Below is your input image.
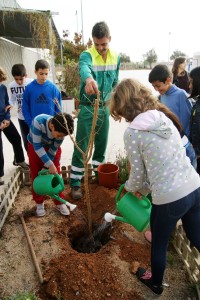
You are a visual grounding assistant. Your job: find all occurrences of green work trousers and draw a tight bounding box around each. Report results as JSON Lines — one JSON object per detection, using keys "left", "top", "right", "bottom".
{"left": 70, "top": 105, "right": 110, "bottom": 187}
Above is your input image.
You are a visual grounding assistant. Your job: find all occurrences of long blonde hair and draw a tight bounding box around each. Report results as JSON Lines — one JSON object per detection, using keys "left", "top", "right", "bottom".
{"left": 110, "top": 78, "right": 158, "bottom": 122}
{"left": 110, "top": 78, "right": 183, "bottom": 133}
{"left": 0, "top": 67, "right": 7, "bottom": 82}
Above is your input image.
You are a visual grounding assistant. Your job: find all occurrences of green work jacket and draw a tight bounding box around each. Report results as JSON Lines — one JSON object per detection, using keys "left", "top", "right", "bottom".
{"left": 79, "top": 46, "right": 120, "bottom": 103}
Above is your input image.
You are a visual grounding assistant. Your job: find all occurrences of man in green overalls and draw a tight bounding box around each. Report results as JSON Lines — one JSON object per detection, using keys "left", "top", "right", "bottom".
{"left": 70, "top": 21, "right": 121, "bottom": 199}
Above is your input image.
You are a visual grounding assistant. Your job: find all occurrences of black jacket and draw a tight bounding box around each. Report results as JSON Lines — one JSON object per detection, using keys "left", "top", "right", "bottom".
{"left": 190, "top": 96, "right": 200, "bottom": 156}
{"left": 173, "top": 72, "right": 190, "bottom": 93}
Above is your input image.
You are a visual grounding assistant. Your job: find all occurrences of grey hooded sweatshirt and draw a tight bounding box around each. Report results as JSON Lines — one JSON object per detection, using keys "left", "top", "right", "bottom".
{"left": 124, "top": 110, "right": 200, "bottom": 205}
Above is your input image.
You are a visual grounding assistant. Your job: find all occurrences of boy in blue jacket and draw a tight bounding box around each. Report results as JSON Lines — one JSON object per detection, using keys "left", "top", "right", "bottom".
{"left": 149, "top": 64, "right": 192, "bottom": 138}
{"left": 22, "top": 59, "right": 62, "bottom": 127}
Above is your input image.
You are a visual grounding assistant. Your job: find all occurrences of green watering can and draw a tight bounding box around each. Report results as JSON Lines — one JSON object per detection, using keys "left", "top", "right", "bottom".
{"left": 33, "top": 169, "right": 77, "bottom": 211}
{"left": 104, "top": 184, "right": 152, "bottom": 232}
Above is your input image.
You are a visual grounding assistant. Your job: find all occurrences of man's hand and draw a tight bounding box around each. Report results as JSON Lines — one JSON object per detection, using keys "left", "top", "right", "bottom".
{"left": 48, "top": 164, "right": 57, "bottom": 175}
{"left": 85, "top": 78, "right": 99, "bottom": 95}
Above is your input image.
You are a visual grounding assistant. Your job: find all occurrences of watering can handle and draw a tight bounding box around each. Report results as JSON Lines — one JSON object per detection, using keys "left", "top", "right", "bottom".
{"left": 116, "top": 184, "right": 151, "bottom": 209}
{"left": 37, "top": 170, "right": 64, "bottom": 190}
{"left": 38, "top": 169, "right": 49, "bottom": 176}
{"left": 55, "top": 173, "right": 64, "bottom": 190}
{"left": 116, "top": 184, "right": 125, "bottom": 203}
{"left": 142, "top": 197, "right": 151, "bottom": 209}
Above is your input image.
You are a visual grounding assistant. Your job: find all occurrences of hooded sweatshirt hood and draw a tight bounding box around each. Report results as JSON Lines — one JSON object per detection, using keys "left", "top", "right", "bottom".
{"left": 129, "top": 110, "right": 172, "bottom": 139}
{"left": 124, "top": 109, "right": 200, "bottom": 205}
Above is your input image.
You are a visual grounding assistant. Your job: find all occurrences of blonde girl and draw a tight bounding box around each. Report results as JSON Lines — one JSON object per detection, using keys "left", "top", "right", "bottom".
{"left": 110, "top": 78, "right": 200, "bottom": 295}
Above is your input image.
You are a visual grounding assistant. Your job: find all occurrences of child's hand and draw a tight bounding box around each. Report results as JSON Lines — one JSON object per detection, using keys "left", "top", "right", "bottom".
{"left": 48, "top": 164, "right": 57, "bottom": 175}
{"left": 0, "top": 120, "right": 10, "bottom": 129}
{"left": 5, "top": 105, "right": 12, "bottom": 112}
{"left": 134, "top": 191, "right": 143, "bottom": 199}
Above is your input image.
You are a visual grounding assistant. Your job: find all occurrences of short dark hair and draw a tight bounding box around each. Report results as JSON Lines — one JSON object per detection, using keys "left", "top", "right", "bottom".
{"left": 189, "top": 67, "right": 200, "bottom": 98}
{"left": 51, "top": 113, "right": 74, "bottom": 135}
{"left": 11, "top": 64, "right": 27, "bottom": 77}
{"left": 35, "top": 59, "right": 50, "bottom": 71}
{"left": 149, "top": 64, "right": 172, "bottom": 83}
{"left": 92, "top": 21, "right": 110, "bottom": 39}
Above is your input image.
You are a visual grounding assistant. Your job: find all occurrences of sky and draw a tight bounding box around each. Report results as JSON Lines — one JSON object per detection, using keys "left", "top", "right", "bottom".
{"left": 17, "top": 0, "right": 199, "bottom": 62}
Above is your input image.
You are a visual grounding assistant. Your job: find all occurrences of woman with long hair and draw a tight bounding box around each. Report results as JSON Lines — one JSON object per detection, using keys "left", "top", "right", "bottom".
{"left": 172, "top": 57, "right": 190, "bottom": 92}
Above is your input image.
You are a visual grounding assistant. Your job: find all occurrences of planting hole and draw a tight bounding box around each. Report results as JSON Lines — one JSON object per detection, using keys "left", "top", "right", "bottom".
{"left": 68, "top": 221, "right": 112, "bottom": 253}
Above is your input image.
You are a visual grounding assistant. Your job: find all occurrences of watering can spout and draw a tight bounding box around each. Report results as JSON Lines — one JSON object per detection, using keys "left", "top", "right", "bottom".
{"left": 114, "top": 215, "right": 128, "bottom": 224}
{"left": 104, "top": 212, "right": 128, "bottom": 224}
{"left": 52, "top": 194, "right": 77, "bottom": 211}
{"left": 65, "top": 201, "right": 77, "bottom": 211}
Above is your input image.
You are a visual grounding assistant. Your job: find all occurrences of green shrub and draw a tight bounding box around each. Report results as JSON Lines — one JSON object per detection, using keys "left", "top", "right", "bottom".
{"left": 4, "top": 291, "right": 39, "bottom": 300}
{"left": 115, "top": 151, "right": 129, "bottom": 184}
{"left": 63, "top": 60, "right": 80, "bottom": 99}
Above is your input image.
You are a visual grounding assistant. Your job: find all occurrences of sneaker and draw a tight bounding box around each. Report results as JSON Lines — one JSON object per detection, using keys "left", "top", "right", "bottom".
{"left": 15, "top": 161, "right": 29, "bottom": 170}
{"left": 36, "top": 203, "right": 46, "bottom": 217}
{"left": 136, "top": 267, "right": 163, "bottom": 295}
{"left": 0, "top": 177, "right": 4, "bottom": 185}
{"left": 56, "top": 204, "right": 70, "bottom": 215}
{"left": 71, "top": 186, "right": 82, "bottom": 200}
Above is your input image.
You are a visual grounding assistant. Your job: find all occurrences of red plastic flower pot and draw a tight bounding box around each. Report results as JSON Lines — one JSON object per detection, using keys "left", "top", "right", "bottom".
{"left": 97, "top": 163, "right": 119, "bottom": 189}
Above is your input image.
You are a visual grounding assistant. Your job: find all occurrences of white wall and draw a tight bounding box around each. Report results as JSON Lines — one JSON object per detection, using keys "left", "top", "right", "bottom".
{"left": 0, "top": 37, "right": 45, "bottom": 86}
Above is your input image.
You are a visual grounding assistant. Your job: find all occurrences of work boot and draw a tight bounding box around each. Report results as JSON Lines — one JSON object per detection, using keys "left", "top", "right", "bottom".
{"left": 71, "top": 186, "right": 82, "bottom": 200}
{"left": 90, "top": 177, "right": 98, "bottom": 184}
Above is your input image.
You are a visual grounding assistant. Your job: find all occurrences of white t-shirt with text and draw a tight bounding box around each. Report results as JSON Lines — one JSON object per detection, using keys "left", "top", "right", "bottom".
{"left": 9, "top": 78, "right": 33, "bottom": 120}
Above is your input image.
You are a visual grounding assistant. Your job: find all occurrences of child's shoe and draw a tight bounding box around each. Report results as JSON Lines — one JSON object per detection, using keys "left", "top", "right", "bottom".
{"left": 0, "top": 177, "right": 4, "bottom": 185}
{"left": 56, "top": 204, "right": 70, "bottom": 215}
{"left": 36, "top": 203, "right": 46, "bottom": 217}
{"left": 136, "top": 267, "right": 163, "bottom": 295}
{"left": 14, "top": 161, "right": 29, "bottom": 170}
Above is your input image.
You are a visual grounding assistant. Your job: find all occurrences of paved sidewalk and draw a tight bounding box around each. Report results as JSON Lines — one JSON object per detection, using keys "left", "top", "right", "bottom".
{"left": 0, "top": 109, "right": 128, "bottom": 194}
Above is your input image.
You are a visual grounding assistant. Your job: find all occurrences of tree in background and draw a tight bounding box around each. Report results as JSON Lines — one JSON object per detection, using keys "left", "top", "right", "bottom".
{"left": 170, "top": 50, "right": 186, "bottom": 60}
{"left": 55, "top": 31, "right": 91, "bottom": 99}
{"left": 120, "top": 53, "right": 131, "bottom": 63}
{"left": 55, "top": 30, "right": 87, "bottom": 64}
{"left": 144, "top": 49, "right": 157, "bottom": 68}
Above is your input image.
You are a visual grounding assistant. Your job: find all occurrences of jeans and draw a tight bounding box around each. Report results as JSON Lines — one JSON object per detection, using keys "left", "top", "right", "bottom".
{"left": 0, "top": 130, "right": 4, "bottom": 176}
{"left": 18, "top": 119, "right": 29, "bottom": 152}
{"left": 3, "top": 120, "right": 25, "bottom": 163}
{"left": 150, "top": 187, "right": 200, "bottom": 286}
{"left": 186, "top": 143, "right": 197, "bottom": 170}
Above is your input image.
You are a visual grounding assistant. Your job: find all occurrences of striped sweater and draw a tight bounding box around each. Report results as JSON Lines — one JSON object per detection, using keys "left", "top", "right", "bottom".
{"left": 27, "top": 114, "right": 64, "bottom": 167}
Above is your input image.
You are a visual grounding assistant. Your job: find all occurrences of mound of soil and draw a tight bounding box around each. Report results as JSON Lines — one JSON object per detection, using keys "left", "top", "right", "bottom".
{"left": 0, "top": 184, "right": 196, "bottom": 300}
